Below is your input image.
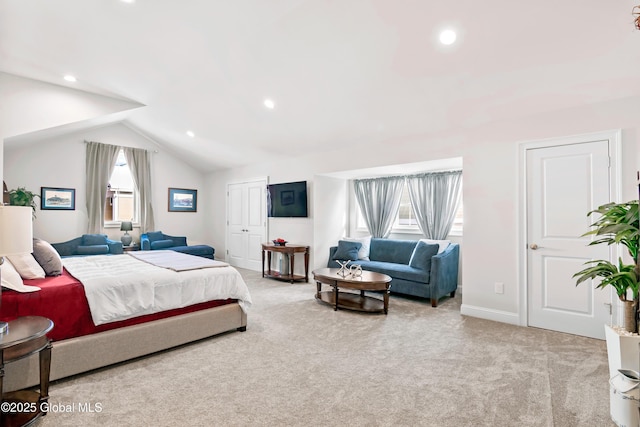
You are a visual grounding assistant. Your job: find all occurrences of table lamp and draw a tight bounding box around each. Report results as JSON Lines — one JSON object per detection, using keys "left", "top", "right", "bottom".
{"left": 0, "top": 206, "right": 34, "bottom": 333}
{"left": 120, "top": 220, "right": 133, "bottom": 246}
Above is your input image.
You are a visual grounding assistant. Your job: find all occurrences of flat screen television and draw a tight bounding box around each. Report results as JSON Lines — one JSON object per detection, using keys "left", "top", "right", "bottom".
{"left": 267, "top": 181, "right": 308, "bottom": 218}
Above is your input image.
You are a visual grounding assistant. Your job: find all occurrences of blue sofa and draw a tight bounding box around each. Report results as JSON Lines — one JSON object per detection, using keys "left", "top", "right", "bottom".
{"left": 328, "top": 238, "right": 459, "bottom": 307}
{"left": 52, "top": 234, "right": 124, "bottom": 257}
{"left": 140, "top": 231, "right": 215, "bottom": 259}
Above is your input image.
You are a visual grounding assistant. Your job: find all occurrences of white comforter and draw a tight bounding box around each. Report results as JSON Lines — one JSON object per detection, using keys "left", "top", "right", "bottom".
{"left": 63, "top": 253, "right": 252, "bottom": 325}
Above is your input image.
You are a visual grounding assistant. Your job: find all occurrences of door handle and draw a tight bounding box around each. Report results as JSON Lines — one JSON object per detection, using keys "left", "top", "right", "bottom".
{"left": 530, "top": 243, "right": 543, "bottom": 250}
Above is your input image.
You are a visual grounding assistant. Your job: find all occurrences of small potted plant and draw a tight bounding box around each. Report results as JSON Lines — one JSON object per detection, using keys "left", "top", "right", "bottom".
{"left": 8, "top": 186, "right": 40, "bottom": 218}
{"left": 573, "top": 200, "right": 639, "bottom": 332}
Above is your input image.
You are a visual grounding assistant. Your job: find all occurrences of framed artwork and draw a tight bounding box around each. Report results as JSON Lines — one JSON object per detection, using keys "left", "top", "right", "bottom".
{"left": 168, "top": 188, "right": 197, "bottom": 212}
{"left": 41, "top": 187, "right": 76, "bottom": 210}
{"left": 280, "top": 190, "right": 295, "bottom": 206}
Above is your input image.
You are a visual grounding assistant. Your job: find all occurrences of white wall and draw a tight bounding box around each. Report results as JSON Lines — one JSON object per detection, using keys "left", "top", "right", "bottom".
{"left": 4, "top": 123, "right": 207, "bottom": 246}
{"left": 0, "top": 72, "right": 143, "bottom": 179}
{"left": 208, "top": 95, "right": 640, "bottom": 326}
{"left": 313, "top": 176, "right": 349, "bottom": 271}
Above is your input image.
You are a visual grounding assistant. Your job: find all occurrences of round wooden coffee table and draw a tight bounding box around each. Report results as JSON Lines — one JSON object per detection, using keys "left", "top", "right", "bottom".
{"left": 0, "top": 316, "right": 54, "bottom": 427}
{"left": 313, "top": 267, "right": 392, "bottom": 314}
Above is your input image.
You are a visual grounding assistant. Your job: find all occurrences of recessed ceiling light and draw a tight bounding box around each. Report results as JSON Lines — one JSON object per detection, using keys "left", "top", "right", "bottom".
{"left": 439, "top": 29, "right": 457, "bottom": 45}
{"left": 121, "top": 0, "right": 135, "bottom": 3}
{"left": 263, "top": 99, "right": 275, "bottom": 110}
{"left": 186, "top": 131, "right": 195, "bottom": 138}
{"left": 64, "top": 75, "right": 77, "bottom": 82}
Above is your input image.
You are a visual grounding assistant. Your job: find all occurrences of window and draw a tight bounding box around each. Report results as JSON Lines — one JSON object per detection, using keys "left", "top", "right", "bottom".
{"left": 104, "top": 150, "right": 138, "bottom": 225}
{"left": 355, "top": 180, "right": 463, "bottom": 236}
{"left": 395, "top": 183, "right": 418, "bottom": 228}
{"left": 450, "top": 200, "right": 463, "bottom": 235}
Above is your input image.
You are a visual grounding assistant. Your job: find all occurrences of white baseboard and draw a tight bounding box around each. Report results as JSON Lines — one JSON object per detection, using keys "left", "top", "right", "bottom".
{"left": 460, "top": 304, "right": 520, "bottom": 326}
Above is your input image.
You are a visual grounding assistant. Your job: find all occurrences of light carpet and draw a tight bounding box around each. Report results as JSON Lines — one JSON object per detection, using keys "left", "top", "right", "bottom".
{"left": 38, "top": 268, "right": 613, "bottom": 426}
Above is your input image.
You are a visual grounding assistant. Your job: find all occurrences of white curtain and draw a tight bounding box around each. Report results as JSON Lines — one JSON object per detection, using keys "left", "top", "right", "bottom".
{"left": 406, "top": 170, "right": 462, "bottom": 239}
{"left": 123, "top": 147, "right": 155, "bottom": 233}
{"left": 85, "top": 141, "right": 120, "bottom": 234}
{"left": 353, "top": 176, "right": 404, "bottom": 238}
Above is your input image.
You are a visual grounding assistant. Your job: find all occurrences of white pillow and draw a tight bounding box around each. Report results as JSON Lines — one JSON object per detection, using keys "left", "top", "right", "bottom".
{"left": 419, "top": 239, "right": 450, "bottom": 254}
{"left": 7, "top": 253, "right": 46, "bottom": 279}
{"left": 342, "top": 236, "right": 372, "bottom": 260}
{"left": 1, "top": 259, "right": 41, "bottom": 293}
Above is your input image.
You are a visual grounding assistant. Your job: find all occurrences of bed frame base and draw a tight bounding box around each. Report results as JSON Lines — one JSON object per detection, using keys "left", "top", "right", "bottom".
{"left": 4, "top": 302, "right": 247, "bottom": 392}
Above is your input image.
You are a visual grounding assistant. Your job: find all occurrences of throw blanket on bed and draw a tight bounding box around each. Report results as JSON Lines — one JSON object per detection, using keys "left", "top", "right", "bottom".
{"left": 127, "top": 250, "right": 229, "bottom": 271}
{"left": 63, "top": 254, "right": 251, "bottom": 326}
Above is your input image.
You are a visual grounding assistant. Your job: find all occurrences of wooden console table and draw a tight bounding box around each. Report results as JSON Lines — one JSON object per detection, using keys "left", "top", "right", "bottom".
{"left": 261, "top": 243, "right": 309, "bottom": 283}
{"left": 0, "top": 316, "right": 54, "bottom": 427}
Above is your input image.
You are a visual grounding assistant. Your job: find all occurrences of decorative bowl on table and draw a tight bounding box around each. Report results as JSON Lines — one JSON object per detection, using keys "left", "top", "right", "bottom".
{"left": 273, "top": 239, "right": 287, "bottom": 246}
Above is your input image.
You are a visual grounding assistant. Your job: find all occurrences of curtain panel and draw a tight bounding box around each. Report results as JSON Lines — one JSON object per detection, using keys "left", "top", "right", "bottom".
{"left": 85, "top": 141, "right": 120, "bottom": 234}
{"left": 353, "top": 176, "right": 404, "bottom": 238}
{"left": 406, "top": 170, "right": 462, "bottom": 240}
{"left": 123, "top": 147, "right": 155, "bottom": 233}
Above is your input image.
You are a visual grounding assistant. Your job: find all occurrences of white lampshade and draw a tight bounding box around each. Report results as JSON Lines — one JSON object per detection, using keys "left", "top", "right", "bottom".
{"left": 0, "top": 205, "right": 33, "bottom": 256}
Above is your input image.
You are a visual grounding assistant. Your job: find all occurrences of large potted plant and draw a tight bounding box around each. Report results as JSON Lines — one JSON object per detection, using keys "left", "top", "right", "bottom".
{"left": 573, "top": 200, "right": 639, "bottom": 332}
{"left": 574, "top": 199, "right": 640, "bottom": 427}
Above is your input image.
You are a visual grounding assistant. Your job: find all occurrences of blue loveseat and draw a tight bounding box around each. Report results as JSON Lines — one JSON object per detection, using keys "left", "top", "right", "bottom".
{"left": 140, "top": 231, "right": 215, "bottom": 259}
{"left": 52, "top": 234, "right": 124, "bottom": 257}
{"left": 328, "top": 238, "right": 459, "bottom": 307}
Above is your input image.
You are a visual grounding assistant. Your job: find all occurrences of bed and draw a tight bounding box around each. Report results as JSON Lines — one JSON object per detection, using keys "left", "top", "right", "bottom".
{"left": 1, "top": 251, "right": 251, "bottom": 392}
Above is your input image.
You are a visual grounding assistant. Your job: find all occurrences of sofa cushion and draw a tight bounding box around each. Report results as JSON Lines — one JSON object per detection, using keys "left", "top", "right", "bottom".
{"left": 151, "top": 239, "right": 175, "bottom": 250}
{"left": 82, "top": 234, "right": 108, "bottom": 246}
{"left": 342, "top": 236, "right": 371, "bottom": 260}
{"left": 369, "top": 239, "right": 418, "bottom": 264}
{"left": 409, "top": 241, "right": 440, "bottom": 272}
{"left": 354, "top": 260, "right": 429, "bottom": 284}
{"left": 332, "top": 240, "right": 362, "bottom": 261}
{"left": 32, "top": 238, "right": 63, "bottom": 276}
{"left": 76, "top": 245, "right": 109, "bottom": 255}
{"left": 171, "top": 245, "right": 215, "bottom": 259}
{"left": 146, "top": 231, "right": 164, "bottom": 243}
{"left": 419, "top": 238, "right": 450, "bottom": 254}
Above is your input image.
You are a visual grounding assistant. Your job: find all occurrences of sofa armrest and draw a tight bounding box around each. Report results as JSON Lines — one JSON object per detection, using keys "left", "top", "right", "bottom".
{"left": 327, "top": 246, "right": 340, "bottom": 268}
{"left": 140, "top": 234, "right": 151, "bottom": 251}
{"left": 429, "top": 243, "right": 460, "bottom": 307}
{"left": 51, "top": 237, "right": 83, "bottom": 257}
{"left": 107, "top": 239, "right": 124, "bottom": 254}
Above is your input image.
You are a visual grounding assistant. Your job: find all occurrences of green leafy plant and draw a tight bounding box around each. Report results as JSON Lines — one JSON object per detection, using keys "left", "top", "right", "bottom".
{"left": 8, "top": 187, "right": 40, "bottom": 218}
{"left": 574, "top": 201, "right": 639, "bottom": 332}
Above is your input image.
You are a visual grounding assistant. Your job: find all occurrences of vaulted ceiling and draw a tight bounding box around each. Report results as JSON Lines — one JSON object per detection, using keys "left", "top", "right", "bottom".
{"left": 2, "top": 1, "right": 639, "bottom": 172}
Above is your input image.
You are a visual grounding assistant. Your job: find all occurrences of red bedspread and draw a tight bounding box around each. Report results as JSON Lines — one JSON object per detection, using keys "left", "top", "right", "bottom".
{"left": 0, "top": 268, "right": 234, "bottom": 341}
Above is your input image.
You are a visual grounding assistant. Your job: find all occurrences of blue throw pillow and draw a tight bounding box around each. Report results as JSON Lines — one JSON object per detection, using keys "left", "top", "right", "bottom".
{"left": 76, "top": 245, "right": 109, "bottom": 255}
{"left": 151, "top": 239, "right": 174, "bottom": 250}
{"left": 82, "top": 234, "right": 108, "bottom": 246}
{"left": 332, "top": 240, "right": 362, "bottom": 261}
{"left": 146, "top": 231, "right": 164, "bottom": 243}
{"left": 408, "top": 241, "right": 439, "bottom": 272}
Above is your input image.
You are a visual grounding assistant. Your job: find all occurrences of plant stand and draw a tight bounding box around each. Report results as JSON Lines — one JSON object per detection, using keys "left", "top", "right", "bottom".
{"left": 605, "top": 325, "right": 640, "bottom": 426}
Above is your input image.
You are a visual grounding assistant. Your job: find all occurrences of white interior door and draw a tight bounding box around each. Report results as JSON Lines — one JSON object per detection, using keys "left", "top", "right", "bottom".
{"left": 526, "top": 139, "right": 614, "bottom": 339}
{"left": 227, "top": 179, "right": 267, "bottom": 271}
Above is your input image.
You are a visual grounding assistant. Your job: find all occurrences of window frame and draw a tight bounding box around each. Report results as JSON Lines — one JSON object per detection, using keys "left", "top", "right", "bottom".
{"left": 104, "top": 149, "right": 140, "bottom": 228}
